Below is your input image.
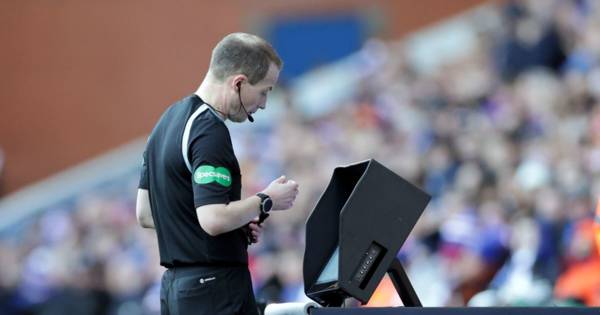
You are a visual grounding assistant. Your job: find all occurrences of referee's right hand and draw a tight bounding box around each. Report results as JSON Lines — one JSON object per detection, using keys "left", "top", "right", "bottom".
{"left": 261, "top": 175, "right": 299, "bottom": 211}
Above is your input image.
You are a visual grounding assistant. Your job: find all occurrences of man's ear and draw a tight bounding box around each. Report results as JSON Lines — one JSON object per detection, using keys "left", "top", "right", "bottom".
{"left": 231, "top": 75, "right": 247, "bottom": 90}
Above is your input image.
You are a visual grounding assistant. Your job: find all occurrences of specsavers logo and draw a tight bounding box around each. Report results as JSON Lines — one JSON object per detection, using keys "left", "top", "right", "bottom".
{"left": 194, "top": 165, "right": 232, "bottom": 187}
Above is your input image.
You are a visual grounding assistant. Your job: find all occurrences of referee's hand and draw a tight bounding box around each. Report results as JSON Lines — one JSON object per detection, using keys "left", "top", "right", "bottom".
{"left": 261, "top": 175, "right": 299, "bottom": 211}
{"left": 246, "top": 218, "right": 263, "bottom": 244}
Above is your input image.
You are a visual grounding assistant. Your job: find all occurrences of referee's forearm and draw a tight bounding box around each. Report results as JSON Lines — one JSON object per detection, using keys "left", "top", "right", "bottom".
{"left": 136, "top": 189, "right": 155, "bottom": 229}
{"left": 196, "top": 196, "right": 261, "bottom": 236}
{"left": 139, "top": 217, "right": 155, "bottom": 229}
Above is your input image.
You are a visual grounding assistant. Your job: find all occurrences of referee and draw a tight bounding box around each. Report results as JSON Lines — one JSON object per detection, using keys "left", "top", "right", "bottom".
{"left": 136, "top": 33, "right": 299, "bottom": 315}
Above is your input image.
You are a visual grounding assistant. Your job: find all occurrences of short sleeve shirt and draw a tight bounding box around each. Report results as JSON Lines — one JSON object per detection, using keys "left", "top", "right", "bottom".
{"left": 139, "top": 94, "right": 246, "bottom": 268}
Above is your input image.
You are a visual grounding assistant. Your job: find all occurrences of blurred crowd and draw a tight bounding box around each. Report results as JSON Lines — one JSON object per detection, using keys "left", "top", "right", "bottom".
{"left": 2, "top": 0, "right": 600, "bottom": 313}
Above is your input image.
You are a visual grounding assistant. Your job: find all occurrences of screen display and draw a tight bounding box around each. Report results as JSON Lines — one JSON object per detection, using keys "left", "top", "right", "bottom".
{"left": 315, "top": 246, "right": 340, "bottom": 285}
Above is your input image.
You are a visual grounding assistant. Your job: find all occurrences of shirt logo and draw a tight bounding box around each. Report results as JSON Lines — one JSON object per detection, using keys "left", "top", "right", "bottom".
{"left": 194, "top": 165, "right": 232, "bottom": 187}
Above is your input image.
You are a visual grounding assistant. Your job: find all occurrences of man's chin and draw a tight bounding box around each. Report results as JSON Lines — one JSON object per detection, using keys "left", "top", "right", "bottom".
{"left": 230, "top": 115, "right": 247, "bottom": 123}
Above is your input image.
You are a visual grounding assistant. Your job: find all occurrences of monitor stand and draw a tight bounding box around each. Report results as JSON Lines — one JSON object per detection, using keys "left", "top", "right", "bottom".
{"left": 387, "top": 257, "right": 422, "bottom": 307}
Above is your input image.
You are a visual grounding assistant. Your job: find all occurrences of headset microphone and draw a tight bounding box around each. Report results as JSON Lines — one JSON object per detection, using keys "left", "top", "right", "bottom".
{"left": 237, "top": 82, "right": 254, "bottom": 123}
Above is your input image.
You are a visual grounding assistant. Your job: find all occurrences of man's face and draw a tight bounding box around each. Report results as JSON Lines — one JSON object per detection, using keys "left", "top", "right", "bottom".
{"left": 229, "top": 62, "right": 280, "bottom": 122}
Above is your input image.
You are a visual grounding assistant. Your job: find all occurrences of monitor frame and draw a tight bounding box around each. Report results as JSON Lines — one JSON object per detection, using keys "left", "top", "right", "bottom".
{"left": 303, "top": 159, "right": 431, "bottom": 307}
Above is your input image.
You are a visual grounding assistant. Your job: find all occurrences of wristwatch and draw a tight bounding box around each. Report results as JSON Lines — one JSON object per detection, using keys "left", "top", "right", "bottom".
{"left": 256, "top": 192, "right": 273, "bottom": 216}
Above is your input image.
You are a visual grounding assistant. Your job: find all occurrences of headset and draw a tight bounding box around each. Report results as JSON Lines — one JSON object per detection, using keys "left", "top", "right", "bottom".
{"left": 237, "top": 81, "right": 254, "bottom": 122}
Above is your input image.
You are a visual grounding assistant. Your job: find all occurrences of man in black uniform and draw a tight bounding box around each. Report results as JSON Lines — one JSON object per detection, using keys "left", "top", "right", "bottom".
{"left": 136, "top": 33, "right": 299, "bottom": 315}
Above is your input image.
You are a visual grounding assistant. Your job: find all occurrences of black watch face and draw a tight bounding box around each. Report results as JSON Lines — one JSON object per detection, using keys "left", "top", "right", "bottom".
{"left": 263, "top": 198, "right": 273, "bottom": 212}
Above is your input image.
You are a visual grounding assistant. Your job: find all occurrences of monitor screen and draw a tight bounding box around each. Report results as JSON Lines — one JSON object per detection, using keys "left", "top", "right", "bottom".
{"left": 315, "top": 246, "right": 340, "bottom": 285}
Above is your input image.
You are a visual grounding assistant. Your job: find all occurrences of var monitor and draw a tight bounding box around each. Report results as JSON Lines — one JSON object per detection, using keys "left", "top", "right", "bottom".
{"left": 303, "top": 159, "right": 431, "bottom": 307}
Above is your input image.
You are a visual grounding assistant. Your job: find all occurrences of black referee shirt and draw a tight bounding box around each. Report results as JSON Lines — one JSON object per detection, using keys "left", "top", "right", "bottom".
{"left": 139, "top": 94, "right": 247, "bottom": 268}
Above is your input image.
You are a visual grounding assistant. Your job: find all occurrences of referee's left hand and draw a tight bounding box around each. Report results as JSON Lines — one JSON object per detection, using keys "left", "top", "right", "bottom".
{"left": 247, "top": 218, "right": 263, "bottom": 244}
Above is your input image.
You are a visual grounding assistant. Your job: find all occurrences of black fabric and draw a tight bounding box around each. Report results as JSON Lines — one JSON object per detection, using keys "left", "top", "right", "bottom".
{"left": 139, "top": 94, "right": 247, "bottom": 268}
{"left": 160, "top": 265, "right": 258, "bottom": 315}
{"left": 188, "top": 104, "right": 241, "bottom": 208}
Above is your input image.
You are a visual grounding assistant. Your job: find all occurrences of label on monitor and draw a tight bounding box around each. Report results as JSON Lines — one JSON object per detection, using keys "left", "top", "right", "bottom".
{"left": 352, "top": 242, "right": 385, "bottom": 289}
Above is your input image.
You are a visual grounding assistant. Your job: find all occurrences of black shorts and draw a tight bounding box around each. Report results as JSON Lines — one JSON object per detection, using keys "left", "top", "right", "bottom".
{"left": 160, "top": 265, "right": 258, "bottom": 315}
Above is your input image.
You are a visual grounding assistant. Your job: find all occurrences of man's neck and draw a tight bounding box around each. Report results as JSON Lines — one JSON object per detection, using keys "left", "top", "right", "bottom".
{"left": 194, "top": 80, "right": 228, "bottom": 121}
